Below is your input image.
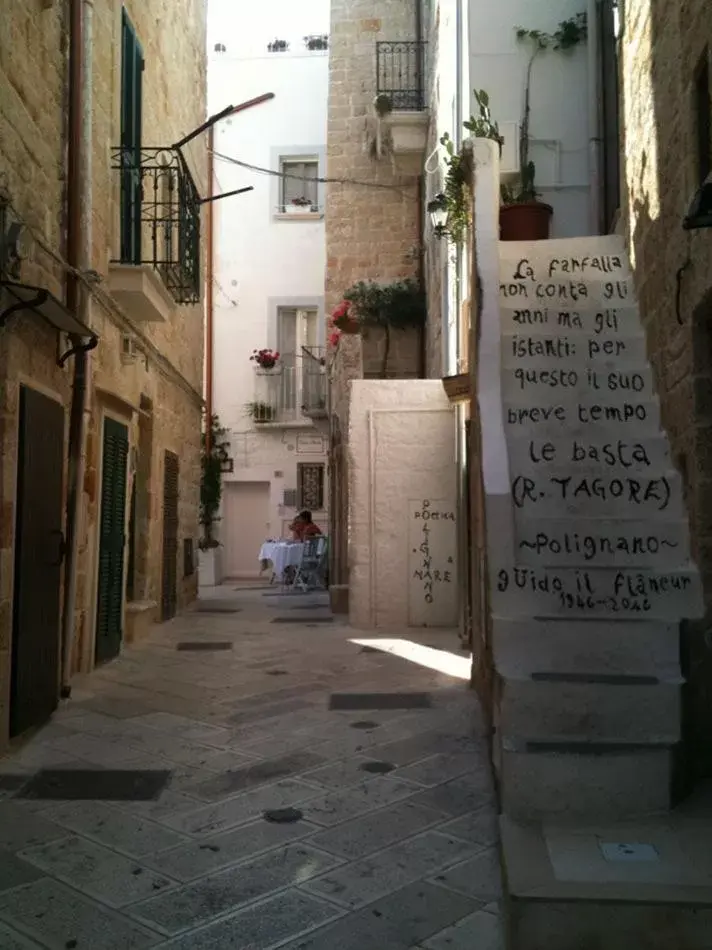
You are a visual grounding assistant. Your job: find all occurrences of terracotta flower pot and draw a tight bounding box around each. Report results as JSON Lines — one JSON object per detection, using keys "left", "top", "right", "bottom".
{"left": 499, "top": 201, "right": 553, "bottom": 242}
{"left": 334, "top": 317, "right": 360, "bottom": 335}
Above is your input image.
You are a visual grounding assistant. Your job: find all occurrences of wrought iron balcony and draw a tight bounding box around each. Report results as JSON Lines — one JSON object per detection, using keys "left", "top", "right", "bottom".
{"left": 376, "top": 41, "right": 427, "bottom": 112}
{"left": 111, "top": 146, "right": 201, "bottom": 305}
{"left": 250, "top": 347, "right": 327, "bottom": 425}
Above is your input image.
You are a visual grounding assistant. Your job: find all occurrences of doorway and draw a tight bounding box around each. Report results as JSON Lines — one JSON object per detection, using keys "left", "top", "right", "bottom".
{"left": 95, "top": 417, "right": 129, "bottom": 665}
{"left": 10, "top": 386, "right": 65, "bottom": 737}
{"left": 223, "top": 482, "right": 270, "bottom": 578}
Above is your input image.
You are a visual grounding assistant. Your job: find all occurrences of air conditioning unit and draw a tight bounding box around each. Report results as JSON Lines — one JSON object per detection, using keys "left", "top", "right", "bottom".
{"left": 499, "top": 121, "right": 519, "bottom": 178}
{"left": 120, "top": 334, "right": 139, "bottom": 364}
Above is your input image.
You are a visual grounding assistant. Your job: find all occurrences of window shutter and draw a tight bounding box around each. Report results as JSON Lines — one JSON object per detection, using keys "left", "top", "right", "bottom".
{"left": 96, "top": 418, "right": 129, "bottom": 662}
{"left": 120, "top": 9, "right": 144, "bottom": 263}
{"left": 283, "top": 488, "right": 297, "bottom": 508}
{"left": 120, "top": 10, "right": 143, "bottom": 152}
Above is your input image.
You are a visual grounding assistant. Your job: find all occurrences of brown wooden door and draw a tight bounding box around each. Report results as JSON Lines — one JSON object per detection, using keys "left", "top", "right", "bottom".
{"left": 10, "top": 386, "right": 65, "bottom": 737}
{"left": 161, "top": 451, "right": 179, "bottom": 620}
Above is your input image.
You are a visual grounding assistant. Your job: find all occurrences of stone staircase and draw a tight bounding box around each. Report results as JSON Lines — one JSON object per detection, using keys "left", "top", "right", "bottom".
{"left": 481, "top": 235, "right": 711, "bottom": 949}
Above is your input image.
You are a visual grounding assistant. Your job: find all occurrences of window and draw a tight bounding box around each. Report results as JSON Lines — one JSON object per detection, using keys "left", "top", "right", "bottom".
{"left": 280, "top": 159, "right": 319, "bottom": 211}
{"left": 297, "top": 463, "right": 325, "bottom": 510}
{"left": 694, "top": 49, "right": 711, "bottom": 185}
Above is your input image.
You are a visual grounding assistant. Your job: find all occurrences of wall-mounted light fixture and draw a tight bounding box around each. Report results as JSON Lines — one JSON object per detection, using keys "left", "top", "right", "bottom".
{"left": 683, "top": 178, "right": 712, "bottom": 230}
{"left": 427, "top": 192, "right": 449, "bottom": 238}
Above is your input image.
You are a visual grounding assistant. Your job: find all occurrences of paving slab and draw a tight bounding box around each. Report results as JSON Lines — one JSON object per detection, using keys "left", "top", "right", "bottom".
{"left": 304, "top": 798, "right": 449, "bottom": 860}
{"left": 144, "top": 815, "right": 320, "bottom": 881}
{"left": 280, "top": 880, "right": 480, "bottom": 950}
{"left": 300, "top": 830, "right": 477, "bottom": 908}
{"left": 155, "top": 888, "right": 344, "bottom": 949}
{"left": 128, "top": 843, "right": 342, "bottom": 935}
{"left": 0, "top": 879, "right": 161, "bottom": 949}
{"left": 42, "top": 801, "right": 189, "bottom": 856}
{"left": 0, "top": 586, "right": 501, "bottom": 948}
{"left": 19, "top": 834, "right": 178, "bottom": 907}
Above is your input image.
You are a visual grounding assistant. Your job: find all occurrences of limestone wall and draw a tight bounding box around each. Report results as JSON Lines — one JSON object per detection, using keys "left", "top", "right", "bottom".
{"left": 0, "top": 0, "right": 206, "bottom": 751}
{"left": 620, "top": 0, "right": 712, "bottom": 775}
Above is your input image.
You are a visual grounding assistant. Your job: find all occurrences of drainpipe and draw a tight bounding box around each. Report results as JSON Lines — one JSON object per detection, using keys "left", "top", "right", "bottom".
{"left": 454, "top": 0, "right": 471, "bottom": 645}
{"left": 61, "top": 0, "right": 93, "bottom": 697}
{"left": 205, "top": 125, "right": 215, "bottom": 454}
{"left": 587, "top": 0, "right": 602, "bottom": 233}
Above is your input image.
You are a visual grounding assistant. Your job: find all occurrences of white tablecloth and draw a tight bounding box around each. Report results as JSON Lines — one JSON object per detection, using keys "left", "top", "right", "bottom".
{"left": 259, "top": 541, "right": 304, "bottom": 581}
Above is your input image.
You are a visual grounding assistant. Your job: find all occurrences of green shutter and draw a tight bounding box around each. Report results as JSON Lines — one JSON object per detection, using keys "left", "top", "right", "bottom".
{"left": 120, "top": 9, "right": 143, "bottom": 262}
{"left": 95, "top": 418, "right": 129, "bottom": 665}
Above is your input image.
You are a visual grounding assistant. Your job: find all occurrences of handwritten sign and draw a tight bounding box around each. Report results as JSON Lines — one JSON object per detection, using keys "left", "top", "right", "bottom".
{"left": 514, "top": 518, "right": 690, "bottom": 569}
{"left": 492, "top": 239, "right": 702, "bottom": 617}
{"left": 408, "top": 498, "right": 457, "bottom": 627}
{"left": 491, "top": 564, "right": 702, "bottom": 620}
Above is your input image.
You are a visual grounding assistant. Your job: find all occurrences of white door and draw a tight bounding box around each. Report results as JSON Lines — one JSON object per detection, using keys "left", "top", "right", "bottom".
{"left": 223, "top": 482, "right": 270, "bottom": 578}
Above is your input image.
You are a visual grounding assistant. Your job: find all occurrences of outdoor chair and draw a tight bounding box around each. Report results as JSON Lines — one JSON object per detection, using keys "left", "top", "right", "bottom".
{"left": 291, "top": 536, "right": 328, "bottom": 591}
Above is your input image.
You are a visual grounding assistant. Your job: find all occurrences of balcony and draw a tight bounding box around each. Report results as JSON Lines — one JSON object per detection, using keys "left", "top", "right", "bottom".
{"left": 108, "top": 147, "right": 201, "bottom": 322}
{"left": 249, "top": 347, "right": 327, "bottom": 427}
{"left": 376, "top": 41, "right": 428, "bottom": 155}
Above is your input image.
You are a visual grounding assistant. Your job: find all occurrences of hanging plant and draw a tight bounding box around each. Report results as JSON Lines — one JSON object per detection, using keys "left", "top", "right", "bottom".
{"left": 342, "top": 278, "right": 426, "bottom": 377}
{"left": 200, "top": 412, "right": 229, "bottom": 550}
{"left": 250, "top": 348, "right": 280, "bottom": 370}
{"left": 438, "top": 133, "right": 471, "bottom": 246}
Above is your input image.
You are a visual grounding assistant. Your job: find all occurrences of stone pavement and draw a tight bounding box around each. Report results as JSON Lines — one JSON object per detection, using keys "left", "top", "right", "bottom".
{"left": 0, "top": 585, "right": 504, "bottom": 950}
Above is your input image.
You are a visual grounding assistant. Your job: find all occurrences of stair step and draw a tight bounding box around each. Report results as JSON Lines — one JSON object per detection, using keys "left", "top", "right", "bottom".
{"left": 497, "top": 676, "right": 681, "bottom": 744}
{"left": 500, "top": 810, "right": 712, "bottom": 950}
{"left": 496, "top": 738, "right": 675, "bottom": 821}
{"left": 492, "top": 618, "right": 680, "bottom": 679}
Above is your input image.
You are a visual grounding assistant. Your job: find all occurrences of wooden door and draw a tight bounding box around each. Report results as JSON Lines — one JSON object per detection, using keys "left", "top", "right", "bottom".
{"left": 95, "top": 417, "right": 129, "bottom": 664}
{"left": 223, "top": 482, "right": 270, "bottom": 578}
{"left": 10, "top": 386, "right": 65, "bottom": 737}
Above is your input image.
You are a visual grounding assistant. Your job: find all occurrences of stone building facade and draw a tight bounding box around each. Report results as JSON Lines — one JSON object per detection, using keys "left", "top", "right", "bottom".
{"left": 0, "top": 0, "right": 206, "bottom": 752}
{"left": 619, "top": 1, "right": 712, "bottom": 777}
{"left": 325, "top": 0, "right": 429, "bottom": 597}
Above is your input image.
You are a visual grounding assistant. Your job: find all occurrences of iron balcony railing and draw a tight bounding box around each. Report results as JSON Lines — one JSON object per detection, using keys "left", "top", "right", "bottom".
{"left": 251, "top": 347, "right": 327, "bottom": 424}
{"left": 376, "top": 41, "right": 427, "bottom": 111}
{"left": 111, "top": 146, "right": 201, "bottom": 305}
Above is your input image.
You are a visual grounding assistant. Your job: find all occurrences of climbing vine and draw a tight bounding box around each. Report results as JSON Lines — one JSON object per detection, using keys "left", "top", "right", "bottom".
{"left": 199, "top": 412, "right": 229, "bottom": 550}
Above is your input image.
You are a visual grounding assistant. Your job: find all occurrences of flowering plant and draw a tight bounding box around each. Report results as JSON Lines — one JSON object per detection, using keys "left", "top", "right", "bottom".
{"left": 331, "top": 300, "right": 357, "bottom": 331}
{"left": 250, "top": 348, "right": 280, "bottom": 369}
{"left": 328, "top": 328, "right": 341, "bottom": 348}
{"left": 290, "top": 196, "right": 312, "bottom": 207}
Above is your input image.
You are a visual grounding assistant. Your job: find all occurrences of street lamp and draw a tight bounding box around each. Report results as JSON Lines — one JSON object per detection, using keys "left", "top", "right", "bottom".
{"left": 427, "top": 192, "right": 449, "bottom": 238}
{"left": 683, "top": 178, "right": 712, "bottom": 230}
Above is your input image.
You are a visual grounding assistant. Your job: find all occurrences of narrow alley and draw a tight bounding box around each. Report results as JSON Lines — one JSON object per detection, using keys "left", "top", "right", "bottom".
{"left": 0, "top": 586, "right": 503, "bottom": 950}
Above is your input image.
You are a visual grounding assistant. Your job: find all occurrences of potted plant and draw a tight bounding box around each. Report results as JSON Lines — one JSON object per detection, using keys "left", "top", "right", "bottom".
{"left": 267, "top": 39, "right": 289, "bottom": 52}
{"left": 245, "top": 401, "right": 277, "bottom": 423}
{"left": 250, "top": 348, "right": 280, "bottom": 371}
{"left": 305, "top": 34, "right": 328, "bottom": 51}
{"left": 432, "top": 90, "right": 504, "bottom": 244}
{"left": 199, "top": 412, "right": 229, "bottom": 586}
{"left": 285, "top": 196, "right": 313, "bottom": 214}
{"left": 500, "top": 13, "right": 587, "bottom": 241}
{"left": 342, "top": 278, "right": 426, "bottom": 377}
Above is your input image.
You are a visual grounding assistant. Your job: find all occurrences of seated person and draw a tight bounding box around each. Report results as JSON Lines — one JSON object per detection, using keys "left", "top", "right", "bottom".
{"left": 289, "top": 510, "right": 322, "bottom": 542}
